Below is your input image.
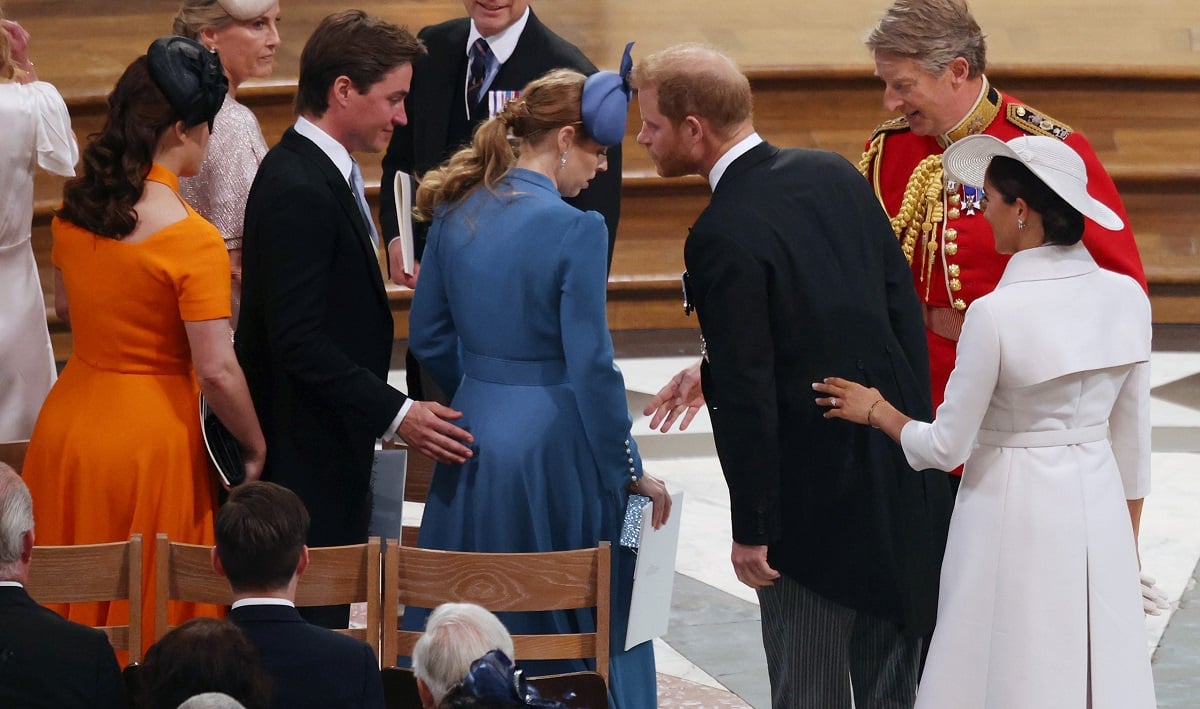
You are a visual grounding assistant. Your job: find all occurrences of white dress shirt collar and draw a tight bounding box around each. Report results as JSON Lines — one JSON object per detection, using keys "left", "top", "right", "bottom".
{"left": 466, "top": 6, "right": 531, "bottom": 64}
{"left": 294, "top": 116, "right": 354, "bottom": 185}
{"left": 0, "top": 581, "right": 23, "bottom": 588}
{"left": 231, "top": 597, "right": 296, "bottom": 610}
{"left": 708, "top": 132, "right": 763, "bottom": 191}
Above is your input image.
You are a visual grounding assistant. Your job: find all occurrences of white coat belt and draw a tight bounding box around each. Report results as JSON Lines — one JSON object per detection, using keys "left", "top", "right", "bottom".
{"left": 976, "top": 424, "right": 1108, "bottom": 448}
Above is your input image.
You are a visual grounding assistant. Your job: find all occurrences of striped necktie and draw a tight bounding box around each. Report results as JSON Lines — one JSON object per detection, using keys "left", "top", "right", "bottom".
{"left": 468, "top": 38, "right": 495, "bottom": 104}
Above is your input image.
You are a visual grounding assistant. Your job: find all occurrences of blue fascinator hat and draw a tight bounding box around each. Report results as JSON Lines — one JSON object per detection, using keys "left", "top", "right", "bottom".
{"left": 147, "top": 36, "right": 228, "bottom": 131}
{"left": 454, "top": 650, "right": 566, "bottom": 708}
{"left": 581, "top": 42, "right": 634, "bottom": 147}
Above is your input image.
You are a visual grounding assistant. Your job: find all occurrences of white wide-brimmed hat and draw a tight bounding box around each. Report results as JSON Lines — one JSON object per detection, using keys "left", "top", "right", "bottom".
{"left": 942, "top": 134, "right": 1124, "bottom": 231}
{"left": 218, "top": 0, "right": 276, "bottom": 21}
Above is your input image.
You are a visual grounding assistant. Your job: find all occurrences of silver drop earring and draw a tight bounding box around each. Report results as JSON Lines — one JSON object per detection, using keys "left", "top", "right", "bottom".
{"left": 559, "top": 151, "right": 568, "bottom": 169}
{"left": 1017, "top": 218, "right": 1026, "bottom": 230}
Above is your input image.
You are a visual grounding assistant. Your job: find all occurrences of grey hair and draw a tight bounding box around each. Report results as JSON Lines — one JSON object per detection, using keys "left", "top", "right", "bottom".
{"left": 412, "top": 603, "right": 515, "bottom": 704}
{"left": 864, "top": 0, "right": 987, "bottom": 77}
{"left": 0, "top": 463, "right": 33, "bottom": 578}
{"left": 177, "top": 693, "right": 248, "bottom": 709}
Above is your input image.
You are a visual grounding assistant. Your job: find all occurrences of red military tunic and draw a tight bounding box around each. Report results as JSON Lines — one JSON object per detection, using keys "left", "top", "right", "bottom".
{"left": 860, "top": 80, "right": 1146, "bottom": 473}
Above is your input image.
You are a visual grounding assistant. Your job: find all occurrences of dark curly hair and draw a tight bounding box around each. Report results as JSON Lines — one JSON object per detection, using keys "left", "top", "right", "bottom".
{"left": 56, "top": 56, "right": 182, "bottom": 239}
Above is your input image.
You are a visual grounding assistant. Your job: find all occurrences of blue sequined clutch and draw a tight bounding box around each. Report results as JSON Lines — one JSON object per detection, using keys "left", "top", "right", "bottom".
{"left": 620, "top": 494, "right": 652, "bottom": 549}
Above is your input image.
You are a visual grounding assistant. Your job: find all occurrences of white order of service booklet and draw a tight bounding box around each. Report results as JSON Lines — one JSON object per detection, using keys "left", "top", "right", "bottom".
{"left": 392, "top": 171, "right": 416, "bottom": 277}
{"left": 625, "top": 491, "right": 683, "bottom": 650}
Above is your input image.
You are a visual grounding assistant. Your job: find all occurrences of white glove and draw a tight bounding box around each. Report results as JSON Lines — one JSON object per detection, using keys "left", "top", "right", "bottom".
{"left": 1140, "top": 571, "right": 1170, "bottom": 615}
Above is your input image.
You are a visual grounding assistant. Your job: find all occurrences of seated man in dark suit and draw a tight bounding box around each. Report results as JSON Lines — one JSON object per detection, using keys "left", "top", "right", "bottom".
{"left": 0, "top": 463, "right": 125, "bottom": 709}
{"left": 412, "top": 602, "right": 514, "bottom": 709}
{"left": 213, "top": 481, "right": 384, "bottom": 709}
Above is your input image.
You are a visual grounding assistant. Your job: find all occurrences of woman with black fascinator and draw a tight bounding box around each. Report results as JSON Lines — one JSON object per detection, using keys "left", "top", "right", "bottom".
{"left": 22, "top": 36, "right": 265, "bottom": 659}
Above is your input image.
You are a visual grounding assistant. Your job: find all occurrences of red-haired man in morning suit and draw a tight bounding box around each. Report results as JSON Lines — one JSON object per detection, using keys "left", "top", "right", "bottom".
{"left": 861, "top": 0, "right": 1145, "bottom": 490}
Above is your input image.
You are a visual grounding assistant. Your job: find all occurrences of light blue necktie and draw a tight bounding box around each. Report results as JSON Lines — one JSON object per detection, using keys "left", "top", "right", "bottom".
{"left": 349, "top": 159, "right": 380, "bottom": 253}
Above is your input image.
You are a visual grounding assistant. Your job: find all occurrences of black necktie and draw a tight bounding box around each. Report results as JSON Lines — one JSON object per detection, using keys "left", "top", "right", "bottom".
{"left": 468, "top": 38, "right": 494, "bottom": 104}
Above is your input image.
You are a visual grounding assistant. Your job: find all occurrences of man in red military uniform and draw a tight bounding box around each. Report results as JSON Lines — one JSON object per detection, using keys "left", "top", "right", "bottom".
{"left": 860, "top": 0, "right": 1145, "bottom": 488}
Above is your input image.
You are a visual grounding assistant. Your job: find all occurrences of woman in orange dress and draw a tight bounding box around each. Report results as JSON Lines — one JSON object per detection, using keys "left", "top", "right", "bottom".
{"left": 22, "top": 36, "right": 266, "bottom": 658}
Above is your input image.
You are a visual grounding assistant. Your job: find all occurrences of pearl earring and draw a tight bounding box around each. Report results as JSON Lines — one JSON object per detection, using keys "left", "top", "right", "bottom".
{"left": 1017, "top": 218, "right": 1026, "bottom": 230}
{"left": 559, "top": 151, "right": 568, "bottom": 169}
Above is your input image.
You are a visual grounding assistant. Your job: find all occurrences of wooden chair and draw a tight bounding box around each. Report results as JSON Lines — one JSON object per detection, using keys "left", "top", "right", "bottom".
{"left": 155, "top": 534, "right": 384, "bottom": 660}
{"left": 0, "top": 439, "right": 29, "bottom": 473}
{"left": 380, "top": 667, "right": 605, "bottom": 709}
{"left": 25, "top": 534, "right": 144, "bottom": 662}
{"left": 529, "top": 670, "right": 609, "bottom": 709}
{"left": 381, "top": 541, "right": 611, "bottom": 684}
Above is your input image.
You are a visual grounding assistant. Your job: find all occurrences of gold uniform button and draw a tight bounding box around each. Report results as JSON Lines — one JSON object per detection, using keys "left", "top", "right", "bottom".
{"left": 948, "top": 194, "right": 961, "bottom": 206}
{"left": 949, "top": 278, "right": 963, "bottom": 291}
{"left": 944, "top": 228, "right": 958, "bottom": 241}
{"left": 952, "top": 298, "right": 967, "bottom": 311}
{"left": 948, "top": 264, "right": 961, "bottom": 278}
{"left": 945, "top": 242, "right": 959, "bottom": 256}
{"left": 947, "top": 208, "right": 961, "bottom": 220}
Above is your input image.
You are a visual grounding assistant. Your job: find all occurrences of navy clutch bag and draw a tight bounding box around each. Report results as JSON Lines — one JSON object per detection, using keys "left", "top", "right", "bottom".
{"left": 199, "top": 394, "right": 244, "bottom": 488}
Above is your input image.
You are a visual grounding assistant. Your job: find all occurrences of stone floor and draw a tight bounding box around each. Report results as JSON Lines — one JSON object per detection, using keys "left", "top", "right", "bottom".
{"left": 391, "top": 325, "right": 1200, "bottom": 707}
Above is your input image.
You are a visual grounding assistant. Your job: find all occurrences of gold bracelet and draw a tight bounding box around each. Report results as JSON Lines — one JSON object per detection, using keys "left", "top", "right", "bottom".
{"left": 867, "top": 399, "right": 885, "bottom": 429}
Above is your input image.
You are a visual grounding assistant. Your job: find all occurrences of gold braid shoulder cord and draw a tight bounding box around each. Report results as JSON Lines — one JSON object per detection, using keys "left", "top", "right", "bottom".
{"left": 859, "top": 139, "right": 944, "bottom": 293}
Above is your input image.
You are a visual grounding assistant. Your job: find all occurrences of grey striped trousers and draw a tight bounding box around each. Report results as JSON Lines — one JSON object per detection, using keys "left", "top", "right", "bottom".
{"left": 758, "top": 574, "right": 920, "bottom": 708}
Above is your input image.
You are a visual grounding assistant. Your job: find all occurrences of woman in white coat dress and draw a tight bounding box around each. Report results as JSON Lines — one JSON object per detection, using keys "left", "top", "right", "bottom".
{"left": 0, "top": 14, "right": 78, "bottom": 440}
{"left": 814, "top": 134, "right": 1155, "bottom": 709}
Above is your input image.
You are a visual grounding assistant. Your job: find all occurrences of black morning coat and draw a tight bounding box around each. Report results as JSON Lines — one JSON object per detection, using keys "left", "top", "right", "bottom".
{"left": 686, "top": 141, "right": 953, "bottom": 635}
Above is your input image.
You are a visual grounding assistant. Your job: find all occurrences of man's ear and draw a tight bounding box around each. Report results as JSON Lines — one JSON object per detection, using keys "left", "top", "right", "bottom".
{"left": 946, "top": 55, "right": 972, "bottom": 86}
{"left": 295, "top": 545, "right": 310, "bottom": 578}
{"left": 20, "top": 529, "right": 34, "bottom": 564}
{"left": 211, "top": 546, "right": 228, "bottom": 578}
{"left": 329, "top": 75, "right": 355, "bottom": 109}
{"left": 416, "top": 677, "right": 436, "bottom": 709}
{"left": 682, "top": 115, "right": 705, "bottom": 145}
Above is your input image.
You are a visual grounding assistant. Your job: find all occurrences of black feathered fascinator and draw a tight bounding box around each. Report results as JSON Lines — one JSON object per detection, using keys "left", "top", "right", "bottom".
{"left": 147, "top": 36, "right": 227, "bottom": 131}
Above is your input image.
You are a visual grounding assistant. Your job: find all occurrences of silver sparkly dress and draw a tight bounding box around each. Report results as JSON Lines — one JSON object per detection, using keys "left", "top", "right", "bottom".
{"left": 179, "top": 95, "right": 268, "bottom": 250}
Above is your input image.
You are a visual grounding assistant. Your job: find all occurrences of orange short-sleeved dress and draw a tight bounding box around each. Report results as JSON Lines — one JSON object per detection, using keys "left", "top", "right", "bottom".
{"left": 23, "top": 164, "right": 230, "bottom": 657}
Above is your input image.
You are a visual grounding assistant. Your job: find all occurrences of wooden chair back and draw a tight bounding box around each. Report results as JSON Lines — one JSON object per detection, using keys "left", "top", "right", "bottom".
{"left": 155, "top": 534, "right": 383, "bottom": 660}
{"left": 26, "top": 534, "right": 144, "bottom": 662}
{"left": 381, "top": 541, "right": 611, "bottom": 683}
{"left": 0, "top": 439, "right": 29, "bottom": 474}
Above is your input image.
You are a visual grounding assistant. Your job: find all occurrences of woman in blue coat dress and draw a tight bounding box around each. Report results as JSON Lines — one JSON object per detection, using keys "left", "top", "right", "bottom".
{"left": 406, "top": 57, "right": 671, "bottom": 707}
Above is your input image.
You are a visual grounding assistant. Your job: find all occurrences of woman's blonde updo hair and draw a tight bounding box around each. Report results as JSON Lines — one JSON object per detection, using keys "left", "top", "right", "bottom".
{"left": 0, "top": 6, "right": 25, "bottom": 82}
{"left": 415, "top": 68, "right": 587, "bottom": 221}
{"left": 173, "top": 0, "right": 235, "bottom": 40}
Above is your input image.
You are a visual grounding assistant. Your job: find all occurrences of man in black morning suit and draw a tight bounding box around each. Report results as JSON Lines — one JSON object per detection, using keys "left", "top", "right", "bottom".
{"left": 0, "top": 464, "right": 125, "bottom": 709}
{"left": 236, "top": 11, "right": 474, "bottom": 627}
{"left": 635, "top": 46, "right": 952, "bottom": 708}
{"left": 380, "top": 0, "right": 622, "bottom": 274}
{"left": 215, "top": 482, "right": 384, "bottom": 709}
